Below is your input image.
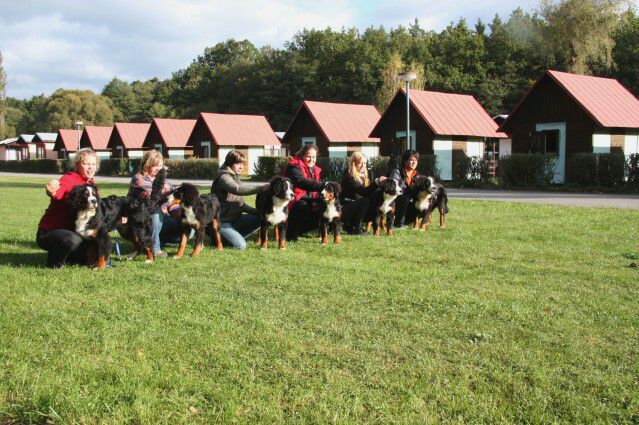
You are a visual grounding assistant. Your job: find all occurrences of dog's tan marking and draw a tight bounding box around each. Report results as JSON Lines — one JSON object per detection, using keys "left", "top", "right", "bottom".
{"left": 191, "top": 244, "right": 203, "bottom": 257}
{"left": 174, "top": 233, "right": 188, "bottom": 259}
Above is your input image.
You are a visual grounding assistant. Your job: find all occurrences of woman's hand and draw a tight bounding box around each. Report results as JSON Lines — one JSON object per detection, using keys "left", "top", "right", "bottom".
{"left": 45, "top": 179, "right": 60, "bottom": 197}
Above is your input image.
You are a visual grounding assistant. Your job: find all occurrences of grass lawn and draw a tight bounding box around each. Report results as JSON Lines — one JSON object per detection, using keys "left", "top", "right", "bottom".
{"left": 0, "top": 176, "right": 637, "bottom": 423}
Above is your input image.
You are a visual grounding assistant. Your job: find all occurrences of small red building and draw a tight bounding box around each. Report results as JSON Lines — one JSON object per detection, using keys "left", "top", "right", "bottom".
{"left": 108, "top": 122, "right": 151, "bottom": 158}
{"left": 500, "top": 70, "right": 639, "bottom": 183}
{"left": 188, "top": 112, "right": 281, "bottom": 175}
{"left": 370, "top": 89, "right": 507, "bottom": 180}
{"left": 80, "top": 126, "right": 113, "bottom": 159}
{"left": 53, "top": 129, "right": 81, "bottom": 159}
{"left": 283, "top": 100, "right": 381, "bottom": 158}
{"left": 143, "top": 118, "right": 196, "bottom": 158}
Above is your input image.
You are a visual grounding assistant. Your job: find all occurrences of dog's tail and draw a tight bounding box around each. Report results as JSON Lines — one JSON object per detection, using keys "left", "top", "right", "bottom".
{"left": 150, "top": 168, "right": 167, "bottom": 207}
{"left": 440, "top": 189, "right": 449, "bottom": 215}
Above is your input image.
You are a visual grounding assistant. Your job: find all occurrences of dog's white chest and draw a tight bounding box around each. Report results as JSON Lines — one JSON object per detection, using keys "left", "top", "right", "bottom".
{"left": 75, "top": 209, "right": 96, "bottom": 237}
{"left": 323, "top": 202, "right": 339, "bottom": 221}
{"left": 266, "top": 198, "right": 288, "bottom": 225}
{"left": 183, "top": 206, "right": 199, "bottom": 227}
{"left": 380, "top": 194, "right": 396, "bottom": 214}
{"left": 415, "top": 192, "right": 433, "bottom": 212}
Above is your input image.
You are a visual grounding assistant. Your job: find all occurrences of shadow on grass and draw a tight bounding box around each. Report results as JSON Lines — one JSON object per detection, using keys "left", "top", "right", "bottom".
{"left": 0, "top": 252, "right": 47, "bottom": 267}
{"left": 0, "top": 238, "right": 40, "bottom": 250}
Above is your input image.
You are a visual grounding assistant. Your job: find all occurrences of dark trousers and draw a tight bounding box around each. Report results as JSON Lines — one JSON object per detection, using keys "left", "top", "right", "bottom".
{"left": 36, "top": 228, "right": 94, "bottom": 268}
{"left": 393, "top": 193, "right": 417, "bottom": 227}
{"left": 287, "top": 198, "right": 320, "bottom": 241}
{"left": 341, "top": 197, "right": 371, "bottom": 233}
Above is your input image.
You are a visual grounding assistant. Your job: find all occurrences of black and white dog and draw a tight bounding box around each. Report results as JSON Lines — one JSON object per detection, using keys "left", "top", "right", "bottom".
{"left": 410, "top": 175, "right": 449, "bottom": 230}
{"left": 171, "top": 183, "right": 222, "bottom": 258}
{"left": 67, "top": 184, "right": 112, "bottom": 269}
{"left": 318, "top": 181, "right": 342, "bottom": 245}
{"left": 255, "top": 176, "right": 294, "bottom": 250}
{"left": 369, "top": 178, "right": 403, "bottom": 237}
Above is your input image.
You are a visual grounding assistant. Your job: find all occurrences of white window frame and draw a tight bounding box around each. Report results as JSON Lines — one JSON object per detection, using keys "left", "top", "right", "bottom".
{"left": 395, "top": 130, "right": 416, "bottom": 151}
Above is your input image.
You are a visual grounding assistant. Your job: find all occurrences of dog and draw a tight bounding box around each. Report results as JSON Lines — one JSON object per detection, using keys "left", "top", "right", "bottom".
{"left": 67, "top": 184, "right": 112, "bottom": 269}
{"left": 410, "top": 175, "right": 449, "bottom": 230}
{"left": 369, "top": 178, "right": 403, "bottom": 237}
{"left": 255, "top": 176, "right": 294, "bottom": 249}
{"left": 117, "top": 168, "right": 171, "bottom": 263}
{"left": 171, "top": 183, "right": 222, "bottom": 258}
{"left": 318, "top": 181, "right": 342, "bottom": 245}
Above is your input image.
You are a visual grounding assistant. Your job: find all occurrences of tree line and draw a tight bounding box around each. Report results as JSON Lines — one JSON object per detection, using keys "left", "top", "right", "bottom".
{"left": 1, "top": 0, "right": 638, "bottom": 139}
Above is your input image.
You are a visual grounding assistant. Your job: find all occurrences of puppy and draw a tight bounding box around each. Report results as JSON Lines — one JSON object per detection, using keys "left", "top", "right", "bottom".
{"left": 411, "top": 175, "right": 449, "bottom": 230}
{"left": 369, "top": 178, "right": 402, "bottom": 237}
{"left": 67, "top": 184, "right": 112, "bottom": 269}
{"left": 117, "top": 168, "right": 170, "bottom": 263}
{"left": 255, "top": 176, "right": 294, "bottom": 249}
{"left": 171, "top": 183, "right": 222, "bottom": 258}
{"left": 318, "top": 181, "right": 342, "bottom": 245}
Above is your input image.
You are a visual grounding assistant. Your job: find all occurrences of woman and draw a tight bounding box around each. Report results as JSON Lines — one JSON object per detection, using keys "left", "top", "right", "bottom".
{"left": 284, "top": 144, "right": 325, "bottom": 241}
{"left": 127, "top": 149, "right": 180, "bottom": 257}
{"left": 37, "top": 149, "right": 100, "bottom": 268}
{"left": 212, "top": 150, "right": 269, "bottom": 249}
{"left": 388, "top": 149, "right": 419, "bottom": 227}
{"left": 340, "top": 152, "right": 385, "bottom": 235}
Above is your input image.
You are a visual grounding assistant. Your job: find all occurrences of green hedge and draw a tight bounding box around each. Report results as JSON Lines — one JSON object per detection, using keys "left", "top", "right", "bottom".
{"left": 566, "top": 153, "right": 626, "bottom": 187}
{"left": 455, "top": 156, "right": 491, "bottom": 183}
{"left": 164, "top": 158, "right": 219, "bottom": 179}
{"left": 498, "top": 153, "right": 556, "bottom": 187}
{"left": 0, "top": 159, "right": 64, "bottom": 174}
{"left": 254, "top": 156, "right": 290, "bottom": 180}
{"left": 627, "top": 154, "right": 639, "bottom": 186}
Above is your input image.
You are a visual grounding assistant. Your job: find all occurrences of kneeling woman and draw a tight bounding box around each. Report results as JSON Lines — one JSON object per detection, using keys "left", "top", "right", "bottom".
{"left": 284, "top": 144, "right": 325, "bottom": 241}
{"left": 36, "top": 149, "right": 100, "bottom": 268}
{"left": 341, "top": 152, "right": 384, "bottom": 234}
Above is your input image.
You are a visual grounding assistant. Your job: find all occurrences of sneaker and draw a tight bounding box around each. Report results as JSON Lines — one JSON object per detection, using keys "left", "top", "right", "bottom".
{"left": 154, "top": 251, "right": 168, "bottom": 258}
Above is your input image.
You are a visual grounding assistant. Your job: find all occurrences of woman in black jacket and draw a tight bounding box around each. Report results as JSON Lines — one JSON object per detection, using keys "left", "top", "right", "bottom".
{"left": 388, "top": 149, "right": 419, "bottom": 227}
{"left": 340, "top": 152, "right": 385, "bottom": 234}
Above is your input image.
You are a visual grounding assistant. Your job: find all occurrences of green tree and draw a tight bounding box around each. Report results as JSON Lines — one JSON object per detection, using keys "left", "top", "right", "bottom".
{"left": 612, "top": 10, "right": 639, "bottom": 94}
{"left": 0, "top": 51, "right": 7, "bottom": 139}
{"left": 45, "top": 89, "right": 117, "bottom": 130}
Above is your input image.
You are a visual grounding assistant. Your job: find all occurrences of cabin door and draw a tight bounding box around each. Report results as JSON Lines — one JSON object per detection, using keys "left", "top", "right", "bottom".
{"left": 535, "top": 123, "right": 566, "bottom": 184}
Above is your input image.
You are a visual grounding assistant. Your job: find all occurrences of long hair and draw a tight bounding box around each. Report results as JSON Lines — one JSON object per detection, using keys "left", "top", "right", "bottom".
{"left": 348, "top": 152, "right": 369, "bottom": 186}
{"left": 140, "top": 149, "right": 163, "bottom": 174}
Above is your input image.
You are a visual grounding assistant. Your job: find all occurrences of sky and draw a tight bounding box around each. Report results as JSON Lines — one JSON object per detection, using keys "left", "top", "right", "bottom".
{"left": 1, "top": 0, "right": 537, "bottom": 99}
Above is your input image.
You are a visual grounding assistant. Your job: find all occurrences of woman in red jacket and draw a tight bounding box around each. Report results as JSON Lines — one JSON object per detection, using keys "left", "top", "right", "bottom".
{"left": 284, "top": 144, "right": 325, "bottom": 241}
{"left": 36, "top": 149, "right": 100, "bottom": 268}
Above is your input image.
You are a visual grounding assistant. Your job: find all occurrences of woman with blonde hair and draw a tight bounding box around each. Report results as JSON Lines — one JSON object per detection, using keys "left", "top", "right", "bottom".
{"left": 37, "top": 149, "right": 101, "bottom": 267}
{"left": 340, "top": 151, "right": 385, "bottom": 235}
{"left": 126, "top": 149, "right": 180, "bottom": 257}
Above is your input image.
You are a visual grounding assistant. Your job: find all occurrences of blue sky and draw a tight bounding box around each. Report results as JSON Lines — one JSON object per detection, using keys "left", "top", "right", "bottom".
{"left": 1, "top": 0, "right": 536, "bottom": 99}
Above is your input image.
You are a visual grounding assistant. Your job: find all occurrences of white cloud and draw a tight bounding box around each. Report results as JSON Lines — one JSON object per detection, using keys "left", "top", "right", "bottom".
{"left": 2, "top": 0, "right": 534, "bottom": 99}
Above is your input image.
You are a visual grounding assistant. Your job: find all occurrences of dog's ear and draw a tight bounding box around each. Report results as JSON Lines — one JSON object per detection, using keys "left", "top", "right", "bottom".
{"left": 333, "top": 182, "right": 341, "bottom": 197}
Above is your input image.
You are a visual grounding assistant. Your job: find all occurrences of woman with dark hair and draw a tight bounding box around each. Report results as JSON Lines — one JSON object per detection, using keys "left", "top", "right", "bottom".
{"left": 388, "top": 149, "right": 419, "bottom": 227}
{"left": 284, "top": 144, "right": 325, "bottom": 241}
{"left": 36, "top": 149, "right": 101, "bottom": 268}
{"left": 212, "top": 150, "right": 269, "bottom": 249}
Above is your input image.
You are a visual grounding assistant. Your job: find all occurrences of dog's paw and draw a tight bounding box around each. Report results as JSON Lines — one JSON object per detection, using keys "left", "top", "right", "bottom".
{"left": 144, "top": 259, "right": 153, "bottom": 264}
{"left": 173, "top": 255, "right": 182, "bottom": 259}
{"left": 125, "top": 253, "right": 137, "bottom": 261}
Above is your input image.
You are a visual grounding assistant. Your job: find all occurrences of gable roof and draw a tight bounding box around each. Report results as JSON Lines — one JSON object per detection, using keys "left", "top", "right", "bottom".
{"left": 194, "top": 113, "right": 281, "bottom": 147}
{"left": 111, "top": 122, "right": 151, "bottom": 149}
{"left": 388, "top": 89, "right": 507, "bottom": 138}
{"left": 152, "top": 118, "right": 197, "bottom": 148}
{"left": 288, "top": 100, "right": 381, "bottom": 143}
{"left": 16, "top": 134, "right": 35, "bottom": 144}
{"left": 55, "top": 129, "right": 80, "bottom": 152}
{"left": 33, "top": 133, "right": 58, "bottom": 143}
{"left": 0, "top": 137, "right": 18, "bottom": 146}
{"left": 502, "top": 70, "right": 639, "bottom": 130}
{"left": 81, "top": 126, "right": 113, "bottom": 150}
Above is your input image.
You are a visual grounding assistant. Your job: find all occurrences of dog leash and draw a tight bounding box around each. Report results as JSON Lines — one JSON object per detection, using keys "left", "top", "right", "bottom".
{"left": 114, "top": 230, "right": 121, "bottom": 258}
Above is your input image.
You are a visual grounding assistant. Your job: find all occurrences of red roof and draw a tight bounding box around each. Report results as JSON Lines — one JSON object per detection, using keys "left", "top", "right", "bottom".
{"left": 292, "top": 100, "right": 381, "bottom": 143}
{"left": 112, "top": 122, "right": 151, "bottom": 149}
{"left": 153, "top": 118, "right": 197, "bottom": 148}
{"left": 402, "top": 89, "right": 507, "bottom": 138}
{"left": 197, "top": 113, "right": 281, "bottom": 146}
{"left": 56, "top": 129, "right": 81, "bottom": 152}
{"left": 546, "top": 70, "right": 639, "bottom": 128}
{"left": 82, "top": 126, "right": 113, "bottom": 150}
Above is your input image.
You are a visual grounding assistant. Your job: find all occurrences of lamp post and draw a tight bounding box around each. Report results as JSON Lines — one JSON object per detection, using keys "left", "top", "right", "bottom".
{"left": 398, "top": 71, "right": 417, "bottom": 152}
{"left": 75, "top": 121, "right": 83, "bottom": 152}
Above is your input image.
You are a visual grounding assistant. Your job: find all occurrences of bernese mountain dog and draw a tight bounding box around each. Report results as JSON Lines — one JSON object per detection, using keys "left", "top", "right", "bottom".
{"left": 318, "top": 181, "right": 342, "bottom": 245}
{"left": 116, "top": 168, "right": 171, "bottom": 263}
{"left": 255, "top": 176, "right": 294, "bottom": 250}
{"left": 369, "top": 178, "right": 403, "bottom": 237}
{"left": 171, "top": 183, "right": 222, "bottom": 258}
{"left": 410, "top": 175, "right": 449, "bottom": 230}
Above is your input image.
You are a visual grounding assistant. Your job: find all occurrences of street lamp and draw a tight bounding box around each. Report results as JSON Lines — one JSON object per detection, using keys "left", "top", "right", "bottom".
{"left": 74, "top": 121, "right": 84, "bottom": 152}
{"left": 399, "top": 71, "right": 417, "bottom": 152}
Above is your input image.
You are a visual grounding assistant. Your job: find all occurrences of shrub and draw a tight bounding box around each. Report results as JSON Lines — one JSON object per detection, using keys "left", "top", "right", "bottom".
{"left": 498, "top": 153, "right": 555, "bottom": 187}
{"left": 0, "top": 159, "right": 62, "bottom": 174}
{"left": 455, "top": 156, "right": 490, "bottom": 183}
{"left": 566, "top": 153, "right": 597, "bottom": 186}
{"left": 417, "top": 155, "right": 438, "bottom": 178}
{"left": 254, "top": 156, "right": 290, "bottom": 180}
{"left": 165, "top": 158, "right": 219, "bottom": 179}
{"left": 627, "top": 154, "right": 639, "bottom": 186}
{"left": 596, "top": 154, "right": 625, "bottom": 187}
{"left": 368, "top": 156, "right": 391, "bottom": 179}
{"left": 97, "top": 158, "right": 130, "bottom": 176}
{"left": 317, "top": 157, "right": 348, "bottom": 181}
{"left": 566, "top": 153, "right": 626, "bottom": 187}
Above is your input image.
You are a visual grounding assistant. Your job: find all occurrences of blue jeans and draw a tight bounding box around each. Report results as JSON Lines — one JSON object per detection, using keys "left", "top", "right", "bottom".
{"left": 151, "top": 208, "right": 182, "bottom": 253}
{"left": 219, "top": 214, "right": 260, "bottom": 250}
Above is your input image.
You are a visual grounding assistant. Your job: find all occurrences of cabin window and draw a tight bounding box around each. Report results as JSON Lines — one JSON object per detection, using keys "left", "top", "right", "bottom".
{"left": 116, "top": 146, "right": 124, "bottom": 158}
{"left": 302, "top": 137, "right": 316, "bottom": 147}
{"left": 533, "top": 130, "right": 559, "bottom": 155}
{"left": 154, "top": 144, "right": 163, "bottom": 155}
{"left": 200, "top": 141, "right": 211, "bottom": 158}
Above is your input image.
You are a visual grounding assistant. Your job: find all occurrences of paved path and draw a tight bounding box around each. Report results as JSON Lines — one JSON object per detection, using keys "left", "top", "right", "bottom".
{"left": 2, "top": 172, "right": 639, "bottom": 210}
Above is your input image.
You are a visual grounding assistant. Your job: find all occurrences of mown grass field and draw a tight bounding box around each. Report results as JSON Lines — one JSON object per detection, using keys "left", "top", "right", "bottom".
{"left": 0, "top": 176, "right": 637, "bottom": 424}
